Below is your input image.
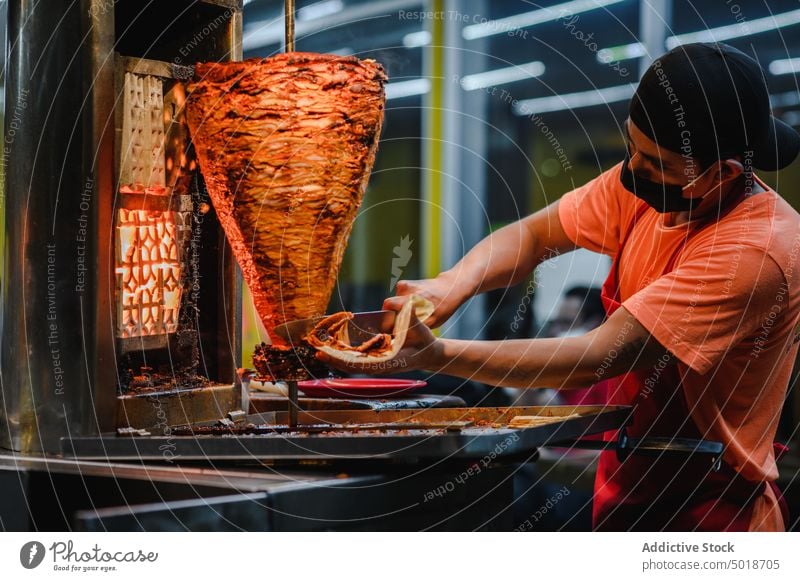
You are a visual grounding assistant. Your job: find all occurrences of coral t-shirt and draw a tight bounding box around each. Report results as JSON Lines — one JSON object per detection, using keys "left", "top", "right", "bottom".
{"left": 559, "top": 162, "right": 800, "bottom": 531}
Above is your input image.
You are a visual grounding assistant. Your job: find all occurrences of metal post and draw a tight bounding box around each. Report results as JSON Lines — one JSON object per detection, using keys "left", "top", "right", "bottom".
{"left": 287, "top": 381, "right": 299, "bottom": 428}
{"left": 285, "top": 0, "right": 295, "bottom": 52}
{"left": 450, "top": 0, "right": 488, "bottom": 341}
{"left": 639, "top": 0, "right": 672, "bottom": 76}
{"left": 284, "top": 0, "right": 296, "bottom": 426}
{"left": 423, "top": 0, "right": 488, "bottom": 340}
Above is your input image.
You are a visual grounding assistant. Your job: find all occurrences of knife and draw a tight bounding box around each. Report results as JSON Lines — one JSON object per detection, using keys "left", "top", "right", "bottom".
{"left": 565, "top": 427, "right": 724, "bottom": 470}
{"left": 272, "top": 310, "right": 396, "bottom": 345}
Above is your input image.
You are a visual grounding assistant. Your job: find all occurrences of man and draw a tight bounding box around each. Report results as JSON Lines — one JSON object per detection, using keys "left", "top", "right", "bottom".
{"left": 540, "top": 285, "right": 605, "bottom": 339}
{"left": 539, "top": 286, "right": 607, "bottom": 406}
{"left": 515, "top": 286, "right": 606, "bottom": 407}
{"left": 318, "top": 43, "right": 800, "bottom": 531}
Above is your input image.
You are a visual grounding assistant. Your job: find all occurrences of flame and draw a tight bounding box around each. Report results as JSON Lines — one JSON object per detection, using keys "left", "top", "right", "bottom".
{"left": 115, "top": 209, "right": 183, "bottom": 338}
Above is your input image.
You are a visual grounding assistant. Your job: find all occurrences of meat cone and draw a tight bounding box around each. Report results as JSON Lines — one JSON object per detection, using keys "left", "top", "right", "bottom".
{"left": 185, "top": 53, "right": 386, "bottom": 343}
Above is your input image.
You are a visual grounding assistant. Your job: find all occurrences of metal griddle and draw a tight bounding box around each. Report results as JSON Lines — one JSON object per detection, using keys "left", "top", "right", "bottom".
{"left": 61, "top": 405, "right": 632, "bottom": 462}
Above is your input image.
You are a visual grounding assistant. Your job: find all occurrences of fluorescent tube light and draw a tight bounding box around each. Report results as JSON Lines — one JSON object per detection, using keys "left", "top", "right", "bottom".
{"left": 596, "top": 8, "right": 800, "bottom": 65}
{"left": 460, "top": 61, "right": 545, "bottom": 91}
{"left": 462, "top": 0, "right": 625, "bottom": 41}
{"left": 385, "top": 78, "right": 431, "bottom": 100}
{"left": 769, "top": 58, "right": 800, "bottom": 76}
{"left": 597, "top": 42, "right": 647, "bottom": 63}
{"left": 666, "top": 8, "right": 800, "bottom": 49}
{"left": 403, "top": 30, "right": 432, "bottom": 48}
{"left": 512, "top": 83, "right": 636, "bottom": 115}
{"left": 297, "top": 0, "right": 344, "bottom": 22}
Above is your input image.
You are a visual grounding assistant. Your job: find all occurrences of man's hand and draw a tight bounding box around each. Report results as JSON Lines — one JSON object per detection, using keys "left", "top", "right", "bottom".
{"left": 315, "top": 298, "right": 443, "bottom": 375}
{"left": 383, "top": 270, "right": 470, "bottom": 329}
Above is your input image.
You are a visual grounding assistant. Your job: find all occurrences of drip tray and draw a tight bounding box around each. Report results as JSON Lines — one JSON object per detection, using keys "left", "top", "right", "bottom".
{"left": 247, "top": 393, "right": 467, "bottom": 412}
{"left": 62, "top": 406, "right": 632, "bottom": 462}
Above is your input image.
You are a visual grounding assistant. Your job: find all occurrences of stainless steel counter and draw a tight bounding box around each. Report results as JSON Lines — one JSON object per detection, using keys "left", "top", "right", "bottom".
{"left": 0, "top": 452, "right": 517, "bottom": 531}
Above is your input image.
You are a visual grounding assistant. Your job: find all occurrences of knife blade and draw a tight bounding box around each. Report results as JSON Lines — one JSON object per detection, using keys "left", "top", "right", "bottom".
{"left": 272, "top": 310, "right": 396, "bottom": 345}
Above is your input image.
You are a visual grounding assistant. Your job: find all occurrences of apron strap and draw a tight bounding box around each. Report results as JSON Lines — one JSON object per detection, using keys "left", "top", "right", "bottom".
{"left": 771, "top": 443, "right": 791, "bottom": 525}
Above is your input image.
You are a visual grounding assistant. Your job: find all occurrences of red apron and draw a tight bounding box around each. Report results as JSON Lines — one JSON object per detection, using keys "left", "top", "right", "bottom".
{"left": 593, "top": 201, "right": 789, "bottom": 531}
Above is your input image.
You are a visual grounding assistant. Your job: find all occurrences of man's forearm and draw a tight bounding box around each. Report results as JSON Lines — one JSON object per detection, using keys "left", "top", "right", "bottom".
{"left": 431, "top": 337, "right": 600, "bottom": 389}
{"left": 442, "top": 223, "right": 541, "bottom": 296}
{"left": 423, "top": 308, "right": 667, "bottom": 389}
{"left": 439, "top": 202, "right": 573, "bottom": 300}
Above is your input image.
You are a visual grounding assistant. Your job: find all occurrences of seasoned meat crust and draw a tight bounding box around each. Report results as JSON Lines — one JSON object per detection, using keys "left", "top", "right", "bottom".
{"left": 252, "top": 343, "right": 329, "bottom": 382}
{"left": 186, "top": 53, "right": 386, "bottom": 343}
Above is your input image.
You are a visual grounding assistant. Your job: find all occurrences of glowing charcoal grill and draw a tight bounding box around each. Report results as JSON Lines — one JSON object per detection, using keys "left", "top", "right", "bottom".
{"left": 115, "top": 209, "right": 183, "bottom": 339}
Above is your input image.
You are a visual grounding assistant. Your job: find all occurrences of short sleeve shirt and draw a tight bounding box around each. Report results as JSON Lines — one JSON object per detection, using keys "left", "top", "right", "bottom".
{"left": 559, "top": 162, "right": 800, "bottom": 490}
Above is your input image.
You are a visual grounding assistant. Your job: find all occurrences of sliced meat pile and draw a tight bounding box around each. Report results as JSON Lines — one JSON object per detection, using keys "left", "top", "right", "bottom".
{"left": 304, "top": 296, "right": 433, "bottom": 363}
{"left": 305, "top": 312, "right": 393, "bottom": 356}
{"left": 185, "top": 53, "right": 386, "bottom": 343}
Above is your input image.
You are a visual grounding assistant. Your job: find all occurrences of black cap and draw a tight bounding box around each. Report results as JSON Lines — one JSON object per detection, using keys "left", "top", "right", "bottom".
{"left": 630, "top": 42, "right": 800, "bottom": 171}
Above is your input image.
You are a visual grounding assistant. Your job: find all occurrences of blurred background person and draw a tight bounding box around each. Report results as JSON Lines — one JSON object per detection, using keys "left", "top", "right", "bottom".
{"left": 508, "top": 285, "right": 606, "bottom": 407}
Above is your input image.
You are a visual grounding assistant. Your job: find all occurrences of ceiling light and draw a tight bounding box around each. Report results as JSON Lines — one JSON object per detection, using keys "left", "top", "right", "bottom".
{"left": 244, "top": 0, "right": 421, "bottom": 52}
{"left": 297, "top": 0, "right": 344, "bottom": 22}
{"left": 595, "top": 8, "right": 800, "bottom": 66}
{"left": 403, "top": 30, "right": 432, "bottom": 48}
{"left": 513, "top": 83, "right": 636, "bottom": 115}
{"left": 385, "top": 78, "right": 431, "bottom": 100}
{"left": 460, "top": 61, "right": 545, "bottom": 91}
{"left": 769, "top": 58, "right": 800, "bottom": 76}
{"left": 462, "top": 0, "right": 625, "bottom": 41}
{"left": 666, "top": 8, "right": 800, "bottom": 48}
{"left": 597, "top": 42, "right": 647, "bottom": 63}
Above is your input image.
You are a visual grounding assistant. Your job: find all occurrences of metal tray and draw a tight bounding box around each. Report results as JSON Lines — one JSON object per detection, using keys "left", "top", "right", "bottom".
{"left": 61, "top": 405, "right": 632, "bottom": 462}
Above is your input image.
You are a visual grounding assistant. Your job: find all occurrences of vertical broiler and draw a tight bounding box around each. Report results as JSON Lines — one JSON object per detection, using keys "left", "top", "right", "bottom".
{"left": 1, "top": 0, "right": 244, "bottom": 455}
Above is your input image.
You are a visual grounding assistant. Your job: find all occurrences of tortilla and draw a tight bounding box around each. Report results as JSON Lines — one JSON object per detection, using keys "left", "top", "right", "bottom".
{"left": 312, "top": 295, "right": 433, "bottom": 364}
{"left": 411, "top": 295, "right": 434, "bottom": 323}
{"left": 508, "top": 413, "right": 581, "bottom": 428}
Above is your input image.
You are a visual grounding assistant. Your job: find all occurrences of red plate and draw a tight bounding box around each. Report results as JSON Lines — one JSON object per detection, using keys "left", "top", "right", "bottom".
{"left": 297, "top": 378, "right": 427, "bottom": 399}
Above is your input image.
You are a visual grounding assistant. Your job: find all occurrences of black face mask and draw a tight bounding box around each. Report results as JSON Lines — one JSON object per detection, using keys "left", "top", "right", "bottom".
{"left": 619, "top": 153, "right": 699, "bottom": 213}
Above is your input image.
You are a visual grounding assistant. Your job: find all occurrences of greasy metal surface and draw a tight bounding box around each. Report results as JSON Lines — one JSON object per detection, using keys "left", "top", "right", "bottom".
{"left": 62, "top": 406, "right": 631, "bottom": 461}
{"left": 267, "top": 405, "right": 627, "bottom": 426}
{"left": 72, "top": 465, "right": 516, "bottom": 531}
{"left": 116, "top": 55, "right": 195, "bottom": 80}
{"left": 116, "top": 383, "right": 240, "bottom": 430}
{"left": 3, "top": 450, "right": 515, "bottom": 532}
{"left": 248, "top": 393, "right": 467, "bottom": 413}
{"left": 0, "top": 0, "right": 118, "bottom": 454}
{"left": 0, "top": 453, "right": 338, "bottom": 493}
